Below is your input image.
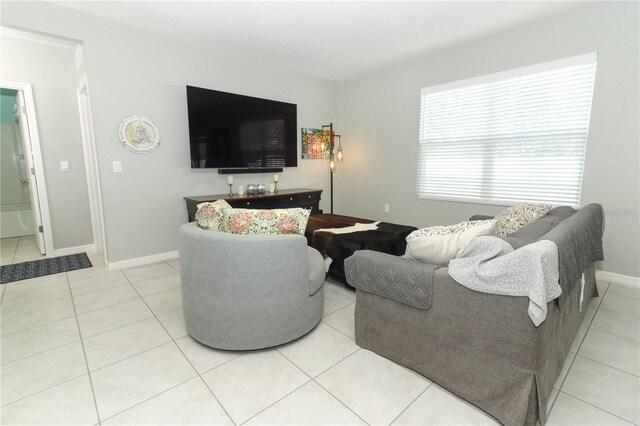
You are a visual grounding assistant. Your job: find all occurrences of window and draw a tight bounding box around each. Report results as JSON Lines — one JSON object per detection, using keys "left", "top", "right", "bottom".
{"left": 417, "top": 53, "right": 597, "bottom": 206}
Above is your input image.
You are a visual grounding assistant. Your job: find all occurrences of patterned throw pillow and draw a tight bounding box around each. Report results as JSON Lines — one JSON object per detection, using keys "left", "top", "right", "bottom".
{"left": 223, "top": 208, "right": 310, "bottom": 235}
{"left": 194, "top": 199, "right": 232, "bottom": 231}
{"left": 404, "top": 219, "right": 496, "bottom": 265}
{"left": 493, "top": 203, "right": 552, "bottom": 237}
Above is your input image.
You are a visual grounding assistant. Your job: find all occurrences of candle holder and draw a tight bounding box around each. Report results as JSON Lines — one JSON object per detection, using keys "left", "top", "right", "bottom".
{"left": 274, "top": 181, "right": 279, "bottom": 193}
{"left": 228, "top": 184, "right": 233, "bottom": 197}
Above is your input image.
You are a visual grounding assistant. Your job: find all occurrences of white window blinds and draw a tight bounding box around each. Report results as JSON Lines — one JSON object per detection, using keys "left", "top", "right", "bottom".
{"left": 417, "top": 53, "right": 597, "bottom": 206}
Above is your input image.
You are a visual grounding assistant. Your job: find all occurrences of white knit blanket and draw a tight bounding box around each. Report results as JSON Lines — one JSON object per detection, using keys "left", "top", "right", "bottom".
{"left": 314, "top": 221, "right": 380, "bottom": 234}
{"left": 448, "top": 236, "right": 561, "bottom": 326}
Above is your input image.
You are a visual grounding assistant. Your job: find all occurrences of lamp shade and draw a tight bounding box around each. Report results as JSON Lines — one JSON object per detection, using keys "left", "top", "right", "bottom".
{"left": 334, "top": 135, "right": 343, "bottom": 163}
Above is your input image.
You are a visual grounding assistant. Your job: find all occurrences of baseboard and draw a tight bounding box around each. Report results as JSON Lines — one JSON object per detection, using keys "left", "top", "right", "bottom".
{"left": 107, "top": 250, "right": 179, "bottom": 271}
{"left": 53, "top": 244, "right": 97, "bottom": 257}
{"left": 595, "top": 270, "right": 640, "bottom": 288}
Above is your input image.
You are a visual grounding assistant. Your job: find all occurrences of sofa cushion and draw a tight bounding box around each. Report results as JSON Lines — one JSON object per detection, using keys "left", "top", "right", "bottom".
{"left": 493, "top": 203, "right": 552, "bottom": 236}
{"left": 404, "top": 219, "right": 496, "bottom": 265}
{"left": 499, "top": 206, "right": 576, "bottom": 249}
{"left": 223, "top": 208, "right": 310, "bottom": 235}
{"left": 195, "top": 199, "right": 232, "bottom": 231}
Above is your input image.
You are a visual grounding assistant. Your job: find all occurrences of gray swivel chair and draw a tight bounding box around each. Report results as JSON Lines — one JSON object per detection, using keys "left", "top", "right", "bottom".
{"left": 179, "top": 223, "right": 325, "bottom": 350}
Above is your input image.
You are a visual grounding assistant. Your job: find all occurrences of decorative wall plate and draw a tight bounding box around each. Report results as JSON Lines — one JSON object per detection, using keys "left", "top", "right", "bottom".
{"left": 118, "top": 115, "right": 160, "bottom": 153}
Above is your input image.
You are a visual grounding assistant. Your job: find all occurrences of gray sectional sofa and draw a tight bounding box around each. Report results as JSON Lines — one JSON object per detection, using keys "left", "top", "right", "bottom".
{"left": 345, "top": 204, "right": 604, "bottom": 426}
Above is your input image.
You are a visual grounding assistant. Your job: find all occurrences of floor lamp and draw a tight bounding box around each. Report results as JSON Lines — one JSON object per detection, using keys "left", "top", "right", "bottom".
{"left": 321, "top": 123, "right": 343, "bottom": 214}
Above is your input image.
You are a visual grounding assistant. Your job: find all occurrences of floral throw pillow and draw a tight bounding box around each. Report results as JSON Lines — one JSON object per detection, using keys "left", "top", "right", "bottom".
{"left": 194, "top": 199, "right": 232, "bottom": 231}
{"left": 493, "top": 203, "right": 552, "bottom": 236}
{"left": 223, "top": 208, "right": 310, "bottom": 235}
{"left": 404, "top": 219, "right": 496, "bottom": 265}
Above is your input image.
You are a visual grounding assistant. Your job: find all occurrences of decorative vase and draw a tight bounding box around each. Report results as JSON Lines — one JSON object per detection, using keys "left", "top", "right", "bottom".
{"left": 257, "top": 184, "right": 266, "bottom": 194}
{"left": 246, "top": 184, "right": 258, "bottom": 195}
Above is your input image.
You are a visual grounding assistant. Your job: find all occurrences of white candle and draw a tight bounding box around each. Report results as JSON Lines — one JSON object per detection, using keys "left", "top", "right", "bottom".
{"left": 227, "top": 176, "right": 234, "bottom": 185}
{"left": 269, "top": 183, "right": 275, "bottom": 193}
{"left": 238, "top": 185, "right": 244, "bottom": 195}
{"left": 273, "top": 174, "right": 279, "bottom": 182}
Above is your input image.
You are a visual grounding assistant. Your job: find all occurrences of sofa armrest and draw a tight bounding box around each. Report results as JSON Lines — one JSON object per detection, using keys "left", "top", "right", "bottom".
{"left": 345, "top": 250, "right": 440, "bottom": 309}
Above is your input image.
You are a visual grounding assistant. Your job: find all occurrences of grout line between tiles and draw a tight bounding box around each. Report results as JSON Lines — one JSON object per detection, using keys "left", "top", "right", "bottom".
{"left": 572, "top": 353, "right": 640, "bottom": 378}
{"left": 188, "top": 348, "right": 244, "bottom": 377}
{"left": 242, "top": 337, "right": 364, "bottom": 425}
{"left": 10, "top": 237, "right": 20, "bottom": 264}
{"left": 89, "top": 341, "right": 175, "bottom": 377}
{"left": 79, "top": 309, "right": 154, "bottom": 340}
{"left": 555, "top": 288, "right": 637, "bottom": 418}
{"left": 277, "top": 336, "right": 359, "bottom": 380}
{"left": 164, "top": 259, "right": 181, "bottom": 273}
{"left": 553, "top": 297, "right": 603, "bottom": 392}
{"left": 310, "top": 364, "right": 372, "bottom": 425}
{"left": 0, "top": 310, "right": 76, "bottom": 337}
{"left": 589, "top": 325, "right": 640, "bottom": 345}
{"left": 73, "top": 294, "right": 140, "bottom": 317}
{"left": 0, "top": 367, "right": 88, "bottom": 409}
{"left": 0, "top": 333, "right": 81, "bottom": 367}
{"left": 547, "top": 388, "right": 560, "bottom": 418}
{"left": 97, "top": 376, "right": 197, "bottom": 424}
{"left": 320, "top": 303, "right": 357, "bottom": 341}
{"left": 122, "top": 270, "right": 238, "bottom": 426}
{"left": 388, "top": 383, "right": 432, "bottom": 425}
{"left": 0, "top": 293, "right": 72, "bottom": 315}
{"left": 556, "top": 390, "right": 638, "bottom": 425}
{"left": 64, "top": 270, "right": 103, "bottom": 425}
{"left": 320, "top": 319, "right": 355, "bottom": 341}
{"left": 585, "top": 327, "right": 640, "bottom": 345}
{"left": 239, "top": 378, "right": 312, "bottom": 425}
{"left": 324, "top": 281, "right": 356, "bottom": 300}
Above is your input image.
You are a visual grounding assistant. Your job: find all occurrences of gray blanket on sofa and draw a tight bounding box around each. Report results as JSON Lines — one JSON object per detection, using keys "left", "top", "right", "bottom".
{"left": 448, "top": 237, "right": 560, "bottom": 325}
{"left": 468, "top": 204, "right": 604, "bottom": 309}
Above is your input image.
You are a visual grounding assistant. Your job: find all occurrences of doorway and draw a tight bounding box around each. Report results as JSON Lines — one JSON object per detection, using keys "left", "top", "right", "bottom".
{"left": 1, "top": 81, "right": 53, "bottom": 260}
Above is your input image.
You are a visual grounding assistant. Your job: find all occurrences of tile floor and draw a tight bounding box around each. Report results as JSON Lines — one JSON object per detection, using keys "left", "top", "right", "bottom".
{"left": 1, "top": 237, "right": 639, "bottom": 425}
{"left": 1, "top": 235, "right": 46, "bottom": 265}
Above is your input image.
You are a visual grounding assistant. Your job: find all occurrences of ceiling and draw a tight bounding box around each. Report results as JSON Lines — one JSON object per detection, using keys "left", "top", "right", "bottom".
{"left": 55, "top": 1, "right": 592, "bottom": 82}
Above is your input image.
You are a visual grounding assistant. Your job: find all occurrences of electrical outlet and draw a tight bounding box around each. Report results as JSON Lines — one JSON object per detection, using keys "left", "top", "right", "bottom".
{"left": 112, "top": 161, "right": 122, "bottom": 173}
{"left": 384, "top": 204, "right": 390, "bottom": 213}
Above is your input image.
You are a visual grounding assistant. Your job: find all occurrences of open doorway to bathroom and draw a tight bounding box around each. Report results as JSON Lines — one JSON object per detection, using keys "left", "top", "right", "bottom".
{"left": 1, "top": 27, "right": 106, "bottom": 265}
{"left": 0, "top": 85, "right": 51, "bottom": 264}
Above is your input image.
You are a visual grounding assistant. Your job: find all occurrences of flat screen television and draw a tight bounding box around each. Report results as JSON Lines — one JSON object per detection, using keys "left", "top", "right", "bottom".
{"left": 186, "top": 86, "right": 298, "bottom": 169}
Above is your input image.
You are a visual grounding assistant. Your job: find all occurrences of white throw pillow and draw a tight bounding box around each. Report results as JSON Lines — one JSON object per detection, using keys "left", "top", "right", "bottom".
{"left": 404, "top": 219, "right": 497, "bottom": 265}
{"left": 493, "top": 203, "right": 552, "bottom": 236}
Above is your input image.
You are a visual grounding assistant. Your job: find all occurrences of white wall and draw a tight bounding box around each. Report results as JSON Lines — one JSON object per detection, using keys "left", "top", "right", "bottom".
{"left": 336, "top": 2, "right": 639, "bottom": 277}
{"left": 1, "top": 1, "right": 338, "bottom": 263}
{"left": 1, "top": 33, "right": 94, "bottom": 249}
{"left": 3, "top": 2, "right": 637, "bottom": 276}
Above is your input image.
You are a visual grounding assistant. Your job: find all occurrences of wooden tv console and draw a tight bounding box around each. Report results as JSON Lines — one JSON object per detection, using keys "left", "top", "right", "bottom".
{"left": 184, "top": 188, "right": 322, "bottom": 222}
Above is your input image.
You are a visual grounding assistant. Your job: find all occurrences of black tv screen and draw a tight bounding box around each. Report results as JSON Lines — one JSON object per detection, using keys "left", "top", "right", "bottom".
{"left": 186, "top": 86, "right": 298, "bottom": 169}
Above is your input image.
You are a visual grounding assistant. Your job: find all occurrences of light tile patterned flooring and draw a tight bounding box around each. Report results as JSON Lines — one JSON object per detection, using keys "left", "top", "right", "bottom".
{"left": 1, "top": 236, "right": 639, "bottom": 425}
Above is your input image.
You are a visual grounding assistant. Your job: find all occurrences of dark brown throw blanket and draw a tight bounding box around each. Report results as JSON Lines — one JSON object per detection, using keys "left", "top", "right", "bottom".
{"left": 305, "top": 214, "right": 375, "bottom": 258}
{"left": 305, "top": 214, "right": 416, "bottom": 284}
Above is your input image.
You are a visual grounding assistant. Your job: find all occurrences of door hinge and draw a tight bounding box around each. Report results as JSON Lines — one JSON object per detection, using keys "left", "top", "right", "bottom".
{"left": 21, "top": 105, "right": 27, "bottom": 114}
{"left": 38, "top": 226, "right": 43, "bottom": 233}
{"left": 31, "top": 167, "right": 35, "bottom": 175}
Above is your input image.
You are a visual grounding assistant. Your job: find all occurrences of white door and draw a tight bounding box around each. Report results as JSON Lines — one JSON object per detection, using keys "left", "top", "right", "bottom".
{"left": 16, "top": 91, "right": 46, "bottom": 255}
